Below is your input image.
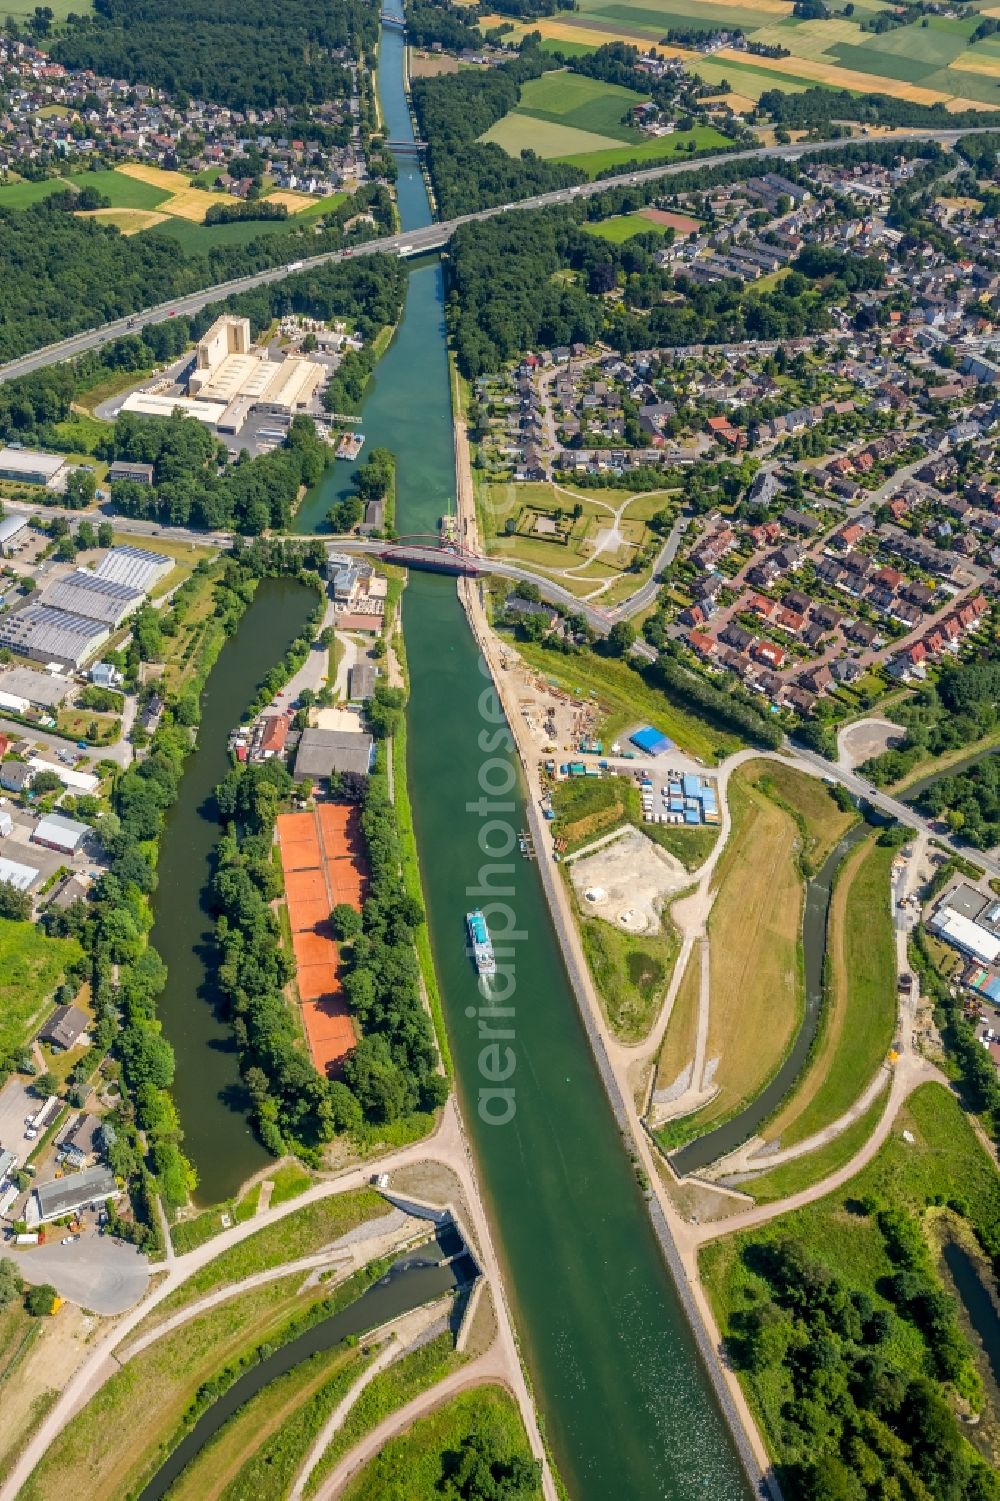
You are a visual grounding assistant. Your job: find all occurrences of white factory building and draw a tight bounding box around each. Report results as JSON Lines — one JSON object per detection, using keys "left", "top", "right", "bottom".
{"left": 121, "top": 315, "right": 324, "bottom": 435}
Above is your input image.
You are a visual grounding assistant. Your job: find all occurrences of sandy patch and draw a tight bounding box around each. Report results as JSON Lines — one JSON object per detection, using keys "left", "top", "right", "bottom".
{"left": 642, "top": 207, "right": 701, "bottom": 233}
{"left": 410, "top": 49, "right": 461, "bottom": 75}
{"left": 837, "top": 716, "right": 905, "bottom": 770}
{"left": 76, "top": 207, "right": 170, "bottom": 235}
{"left": 569, "top": 825, "right": 686, "bottom": 934}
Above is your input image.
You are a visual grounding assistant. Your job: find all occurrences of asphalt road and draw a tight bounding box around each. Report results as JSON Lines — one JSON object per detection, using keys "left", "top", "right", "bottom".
{"left": 0, "top": 128, "right": 991, "bottom": 387}
{"left": 11, "top": 1233, "right": 151, "bottom": 1316}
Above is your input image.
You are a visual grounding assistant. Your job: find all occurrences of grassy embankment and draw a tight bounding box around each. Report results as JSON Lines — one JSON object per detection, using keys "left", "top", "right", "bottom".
{"left": 656, "top": 770, "right": 804, "bottom": 1147}
{"left": 737, "top": 1091, "right": 888, "bottom": 1205}
{"left": 511, "top": 636, "right": 742, "bottom": 766}
{"left": 759, "top": 834, "right": 897, "bottom": 1152}
{"left": 339, "top": 1387, "right": 542, "bottom": 1501}
{"left": 551, "top": 770, "right": 717, "bottom": 868}
{"left": 170, "top": 1160, "right": 314, "bottom": 1255}
{"left": 19, "top": 1254, "right": 384, "bottom": 1501}
{"left": 303, "top": 1332, "right": 466, "bottom": 1496}
{"left": 655, "top": 942, "right": 701, "bottom": 1093}
{"left": 0, "top": 919, "right": 82, "bottom": 1056}
{"left": 699, "top": 1083, "right": 1000, "bottom": 1477}
{"left": 164, "top": 1343, "right": 366, "bottom": 1501}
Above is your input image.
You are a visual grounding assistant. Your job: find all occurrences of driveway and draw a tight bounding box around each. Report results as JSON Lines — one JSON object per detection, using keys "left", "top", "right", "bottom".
{"left": 11, "top": 1235, "right": 150, "bottom": 1316}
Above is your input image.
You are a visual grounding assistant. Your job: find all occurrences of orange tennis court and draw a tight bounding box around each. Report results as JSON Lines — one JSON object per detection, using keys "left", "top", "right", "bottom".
{"left": 276, "top": 804, "right": 366, "bottom": 1077}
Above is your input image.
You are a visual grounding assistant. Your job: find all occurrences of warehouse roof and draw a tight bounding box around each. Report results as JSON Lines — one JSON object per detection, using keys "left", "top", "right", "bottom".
{"left": 43, "top": 570, "right": 143, "bottom": 626}
{"left": 630, "top": 726, "right": 674, "bottom": 756}
{"left": 95, "top": 545, "right": 173, "bottom": 593}
{"left": 0, "top": 668, "right": 71, "bottom": 708}
{"left": 0, "top": 604, "right": 108, "bottom": 663}
{"left": 27, "top": 1165, "right": 118, "bottom": 1225}
{"left": 0, "top": 447, "right": 65, "bottom": 480}
{"left": 0, "top": 856, "right": 41, "bottom": 892}
{"left": 33, "top": 812, "right": 90, "bottom": 850}
{"left": 0, "top": 514, "right": 30, "bottom": 546}
{"left": 294, "top": 728, "right": 374, "bottom": 780}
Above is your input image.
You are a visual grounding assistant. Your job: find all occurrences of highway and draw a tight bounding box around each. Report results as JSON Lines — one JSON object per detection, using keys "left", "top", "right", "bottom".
{"left": 0, "top": 127, "right": 992, "bottom": 386}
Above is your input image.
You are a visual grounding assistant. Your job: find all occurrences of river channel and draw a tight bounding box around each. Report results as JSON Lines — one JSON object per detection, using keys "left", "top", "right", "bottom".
{"left": 296, "top": 13, "right": 751, "bottom": 1499}
{"left": 671, "top": 823, "right": 869, "bottom": 1176}
{"left": 137, "top": 1240, "right": 465, "bottom": 1501}
{"left": 150, "top": 577, "right": 316, "bottom": 1204}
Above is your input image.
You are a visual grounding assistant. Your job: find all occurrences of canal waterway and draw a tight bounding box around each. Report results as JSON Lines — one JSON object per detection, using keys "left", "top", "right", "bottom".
{"left": 150, "top": 577, "right": 316, "bottom": 1205}
{"left": 292, "top": 10, "right": 752, "bottom": 1499}
{"left": 137, "top": 1240, "right": 464, "bottom": 1501}
{"left": 672, "top": 823, "right": 869, "bottom": 1176}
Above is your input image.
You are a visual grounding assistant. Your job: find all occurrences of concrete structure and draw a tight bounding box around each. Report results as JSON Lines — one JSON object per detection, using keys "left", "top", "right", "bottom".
{"left": 42, "top": 570, "right": 144, "bottom": 628}
{"left": 0, "top": 514, "right": 30, "bottom": 554}
{"left": 0, "top": 448, "right": 66, "bottom": 488}
{"left": 32, "top": 812, "right": 89, "bottom": 854}
{"left": 0, "top": 855, "right": 40, "bottom": 892}
{"left": 0, "top": 668, "right": 71, "bottom": 710}
{"left": 120, "top": 392, "right": 228, "bottom": 425}
{"left": 25, "top": 1164, "right": 119, "bottom": 1227}
{"left": 95, "top": 545, "right": 173, "bottom": 593}
{"left": 0, "top": 604, "right": 109, "bottom": 670}
{"left": 183, "top": 313, "right": 324, "bottom": 426}
{"left": 189, "top": 314, "right": 251, "bottom": 393}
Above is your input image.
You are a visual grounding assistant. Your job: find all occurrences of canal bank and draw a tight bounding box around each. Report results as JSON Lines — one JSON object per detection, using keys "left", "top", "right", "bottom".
{"left": 290, "top": 8, "right": 758, "bottom": 1496}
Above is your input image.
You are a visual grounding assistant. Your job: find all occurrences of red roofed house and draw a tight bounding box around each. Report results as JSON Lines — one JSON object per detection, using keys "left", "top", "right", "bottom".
{"left": 833, "top": 522, "right": 865, "bottom": 551}
{"left": 754, "top": 641, "right": 785, "bottom": 669}
{"left": 689, "top": 629, "right": 717, "bottom": 659}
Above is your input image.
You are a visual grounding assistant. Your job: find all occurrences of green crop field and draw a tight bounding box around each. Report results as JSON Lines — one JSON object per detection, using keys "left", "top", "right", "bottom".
{"left": 556, "top": 124, "right": 732, "bottom": 177}
{"left": 0, "top": 920, "right": 82, "bottom": 1056}
{"left": 0, "top": 177, "right": 73, "bottom": 209}
{"left": 75, "top": 169, "right": 170, "bottom": 210}
{"left": 516, "top": 68, "right": 649, "bottom": 141}
{"left": 140, "top": 215, "right": 304, "bottom": 254}
{"left": 830, "top": 42, "right": 940, "bottom": 84}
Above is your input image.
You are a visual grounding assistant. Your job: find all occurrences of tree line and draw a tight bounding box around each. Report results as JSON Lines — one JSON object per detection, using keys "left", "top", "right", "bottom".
{"left": 52, "top": 0, "right": 375, "bottom": 112}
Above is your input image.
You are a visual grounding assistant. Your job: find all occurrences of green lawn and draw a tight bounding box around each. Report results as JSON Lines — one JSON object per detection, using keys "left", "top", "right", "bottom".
{"left": 740, "top": 1090, "right": 888, "bottom": 1204}
{"left": 141, "top": 215, "right": 304, "bottom": 254}
{"left": 338, "top": 1387, "right": 541, "bottom": 1501}
{"left": 0, "top": 921, "right": 81, "bottom": 1056}
{"left": 579, "top": 901, "right": 680, "bottom": 1043}
{"left": 829, "top": 42, "right": 940, "bottom": 83}
{"left": 583, "top": 212, "right": 668, "bottom": 242}
{"left": 555, "top": 124, "right": 733, "bottom": 177}
{"left": 0, "top": 177, "right": 72, "bottom": 209}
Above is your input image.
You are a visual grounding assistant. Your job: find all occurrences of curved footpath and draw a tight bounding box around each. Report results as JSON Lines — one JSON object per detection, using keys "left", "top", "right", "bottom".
{"left": 0, "top": 1098, "right": 557, "bottom": 1501}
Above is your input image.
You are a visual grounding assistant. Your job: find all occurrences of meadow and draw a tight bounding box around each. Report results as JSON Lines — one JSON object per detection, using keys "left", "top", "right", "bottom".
{"left": 0, "top": 920, "right": 81, "bottom": 1055}
{"left": 488, "top": 0, "right": 1000, "bottom": 112}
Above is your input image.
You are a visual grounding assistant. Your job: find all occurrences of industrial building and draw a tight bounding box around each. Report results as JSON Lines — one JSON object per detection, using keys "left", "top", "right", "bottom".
{"left": 41, "top": 569, "right": 144, "bottom": 629}
{"left": 26, "top": 1164, "right": 120, "bottom": 1227}
{"left": 293, "top": 727, "right": 374, "bottom": 791}
{"left": 0, "top": 514, "right": 30, "bottom": 554}
{"left": 107, "top": 461, "right": 155, "bottom": 486}
{"left": 0, "top": 668, "right": 71, "bottom": 710}
{"left": 95, "top": 545, "right": 173, "bottom": 593}
{"left": 32, "top": 812, "right": 90, "bottom": 854}
{"left": 0, "top": 855, "right": 41, "bottom": 892}
{"left": 0, "top": 447, "right": 67, "bottom": 488}
{"left": 0, "top": 604, "right": 109, "bottom": 670}
{"left": 121, "top": 314, "right": 325, "bottom": 434}
{"left": 930, "top": 884, "right": 1000, "bottom": 965}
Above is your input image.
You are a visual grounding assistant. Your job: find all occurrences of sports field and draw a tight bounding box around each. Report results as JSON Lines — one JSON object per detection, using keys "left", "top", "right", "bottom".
{"left": 492, "top": 0, "right": 1000, "bottom": 111}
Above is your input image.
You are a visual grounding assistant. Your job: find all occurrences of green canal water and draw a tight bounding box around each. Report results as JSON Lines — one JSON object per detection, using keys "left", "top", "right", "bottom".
{"left": 296, "top": 17, "right": 752, "bottom": 1499}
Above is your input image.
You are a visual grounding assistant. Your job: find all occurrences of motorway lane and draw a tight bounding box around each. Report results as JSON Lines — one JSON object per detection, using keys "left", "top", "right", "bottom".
{"left": 0, "top": 128, "right": 990, "bottom": 386}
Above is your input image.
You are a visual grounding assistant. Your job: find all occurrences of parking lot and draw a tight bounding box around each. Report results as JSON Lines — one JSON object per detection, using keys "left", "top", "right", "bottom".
{"left": 0, "top": 1077, "right": 36, "bottom": 1168}
{"left": 9, "top": 1232, "right": 150, "bottom": 1315}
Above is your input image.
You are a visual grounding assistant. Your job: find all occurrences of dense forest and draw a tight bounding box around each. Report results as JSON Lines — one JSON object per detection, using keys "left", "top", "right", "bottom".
{"left": 446, "top": 208, "right": 841, "bottom": 377}
{"left": 919, "top": 753, "right": 1000, "bottom": 848}
{"left": 406, "top": 0, "right": 484, "bottom": 52}
{"left": 727, "top": 1233, "right": 999, "bottom": 1501}
{"left": 52, "top": 0, "right": 376, "bottom": 111}
{"left": 411, "top": 53, "right": 586, "bottom": 217}
{"left": 0, "top": 182, "right": 393, "bottom": 363}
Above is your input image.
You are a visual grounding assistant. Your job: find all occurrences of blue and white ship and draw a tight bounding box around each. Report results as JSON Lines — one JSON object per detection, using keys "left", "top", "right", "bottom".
{"left": 466, "top": 909, "right": 496, "bottom": 977}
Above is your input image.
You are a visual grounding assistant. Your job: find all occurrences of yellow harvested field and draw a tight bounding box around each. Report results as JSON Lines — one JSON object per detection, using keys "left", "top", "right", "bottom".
{"left": 512, "top": 15, "right": 693, "bottom": 47}
{"left": 707, "top": 93, "right": 757, "bottom": 114}
{"left": 950, "top": 50, "right": 1000, "bottom": 76}
{"left": 714, "top": 45, "right": 952, "bottom": 103}
{"left": 750, "top": 15, "right": 863, "bottom": 55}
{"left": 158, "top": 185, "right": 222, "bottom": 220}
{"left": 77, "top": 207, "right": 170, "bottom": 235}
{"left": 117, "top": 162, "right": 187, "bottom": 191}
{"left": 947, "top": 94, "right": 1000, "bottom": 111}
{"left": 266, "top": 189, "right": 318, "bottom": 213}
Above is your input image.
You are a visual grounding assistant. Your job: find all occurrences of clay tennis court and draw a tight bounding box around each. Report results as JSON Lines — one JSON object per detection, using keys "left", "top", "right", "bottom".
{"left": 276, "top": 805, "right": 367, "bottom": 1076}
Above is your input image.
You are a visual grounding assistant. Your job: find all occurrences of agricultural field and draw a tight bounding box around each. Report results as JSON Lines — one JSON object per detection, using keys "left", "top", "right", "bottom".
{"left": 481, "top": 69, "right": 732, "bottom": 173}
{"left": 0, "top": 920, "right": 82, "bottom": 1056}
{"left": 491, "top": 0, "right": 1000, "bottom": 111}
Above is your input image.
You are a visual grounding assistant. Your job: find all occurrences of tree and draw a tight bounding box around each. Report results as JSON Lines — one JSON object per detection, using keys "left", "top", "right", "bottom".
{"left": 0, "top": 1257, "right": 23, "bottom": 1309}
{"left": 606, "top": 620, "right": 635, "bottom": 657}
{"left": 34, "top": 1071, "right": 58, "bottom": 1097}
{"left": 24, "top": 1283, "right": 58, "bottom": 1316}
{"left": 331, "top": 902, "right": 363, "bottom": 940}
{"left": 30, "top": 770, "right": 63, "bottom": 796}
{"left": 0, "top": 882, "right": 31, "bottom": 920}
{"left": 64, "top": 469, "right": 97, "bottom": 509}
